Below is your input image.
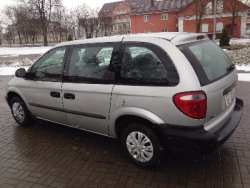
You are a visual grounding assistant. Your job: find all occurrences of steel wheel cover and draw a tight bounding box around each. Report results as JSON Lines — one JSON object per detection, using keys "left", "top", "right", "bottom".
{"left": 126, "top": 131, "right": 154, "bottom": 162}
{"left": 12, "top": 102, "right": 25, "bottom": 123}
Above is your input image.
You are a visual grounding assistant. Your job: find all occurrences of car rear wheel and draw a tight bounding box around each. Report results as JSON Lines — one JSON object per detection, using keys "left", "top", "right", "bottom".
{"left": 121, "top": 123, "right": 163, "bottom": 168}
{"left": 10, "top": 97, "right": 31, "bottom": 126}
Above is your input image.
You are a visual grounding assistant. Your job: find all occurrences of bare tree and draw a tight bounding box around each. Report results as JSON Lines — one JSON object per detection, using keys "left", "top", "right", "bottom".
{"left": 4, "top": 26, "right": 15, "bottom": 47}
{"left": 20, "top": 0, "right": 62, "bottom": 46}
{"left": 72, "top": 4, "right": 90, "bottom": 39}
{"left": 99, "top": 14, "right": 113, "bottom": 36}
{"left": 224, "top": 0, "right": 250, "bottom": 37}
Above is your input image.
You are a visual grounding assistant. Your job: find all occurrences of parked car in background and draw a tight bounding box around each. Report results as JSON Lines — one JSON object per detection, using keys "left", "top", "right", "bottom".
{"left": 5, "top": 32, "right": 243, "bottom": 168}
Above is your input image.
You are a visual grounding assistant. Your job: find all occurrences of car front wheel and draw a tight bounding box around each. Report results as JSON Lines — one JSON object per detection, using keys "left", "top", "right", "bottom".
{"left": 121, "top": 124, "right": 163, "bottom": 168}
{"left": 10, "top": 97, "right": 31, "bottom": 126}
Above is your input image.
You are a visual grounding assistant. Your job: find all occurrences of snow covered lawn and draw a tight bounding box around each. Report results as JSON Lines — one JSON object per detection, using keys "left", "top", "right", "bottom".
{"left": 0, "top": 46, "right": 51, "bottom": 56}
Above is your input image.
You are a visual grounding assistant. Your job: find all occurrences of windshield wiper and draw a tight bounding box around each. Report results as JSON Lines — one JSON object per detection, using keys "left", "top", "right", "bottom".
{"left": 227, "top": 64, "right": 235, "bottom": 71}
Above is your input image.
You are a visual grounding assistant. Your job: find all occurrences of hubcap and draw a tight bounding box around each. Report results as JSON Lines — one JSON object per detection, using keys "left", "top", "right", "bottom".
{"left": 126, "top": 131, "right": 153, "bottom": 163}
{"left": 12, "top": 102, "right": 25, "bottom": 123}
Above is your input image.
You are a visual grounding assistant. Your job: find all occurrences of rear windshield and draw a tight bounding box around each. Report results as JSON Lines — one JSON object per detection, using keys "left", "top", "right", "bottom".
{"left": 178, "top": 40, "right": 234, "bottom": 86}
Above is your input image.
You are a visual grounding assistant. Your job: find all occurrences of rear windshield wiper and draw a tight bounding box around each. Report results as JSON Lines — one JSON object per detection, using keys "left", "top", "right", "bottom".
{"left": 227, "top": 64, "right": 235, "bottom": 71}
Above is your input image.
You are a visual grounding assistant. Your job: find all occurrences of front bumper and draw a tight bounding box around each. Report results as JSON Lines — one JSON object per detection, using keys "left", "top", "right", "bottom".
{"left": 158, "top": 98, "right": 244, "bottom": 154}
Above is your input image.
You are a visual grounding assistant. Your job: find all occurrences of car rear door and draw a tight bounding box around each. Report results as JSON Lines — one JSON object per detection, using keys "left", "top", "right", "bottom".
{"left": 61, "top": 42, "right": 121, "bottom": 135}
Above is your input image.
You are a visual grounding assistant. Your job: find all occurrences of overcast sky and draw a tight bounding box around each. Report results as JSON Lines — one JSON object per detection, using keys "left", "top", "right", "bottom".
{"left": 0, "top": 0, "right": 121, "bottom": 9}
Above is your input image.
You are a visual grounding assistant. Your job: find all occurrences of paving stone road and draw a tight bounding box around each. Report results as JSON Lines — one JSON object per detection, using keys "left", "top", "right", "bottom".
{"left": 0, "top": 75, "right": 250, "bottom": 188}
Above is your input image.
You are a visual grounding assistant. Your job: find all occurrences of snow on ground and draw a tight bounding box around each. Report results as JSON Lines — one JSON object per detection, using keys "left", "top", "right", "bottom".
{"left": 236, "top": 65, "right": 250, "bottom": 72}
{"left": 0, "top": 67, "right": 30, "bottom": 76}
{"left": 0, "top": 46, "right": 52, "bottom": 56}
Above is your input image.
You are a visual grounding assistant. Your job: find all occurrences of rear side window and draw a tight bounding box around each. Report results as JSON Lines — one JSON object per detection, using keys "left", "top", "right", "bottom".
{"left": 178, "top": 40, "right": 233, "bottom": 86}
{"left": 117, "top": 42, "right": 179, "bottom": 86}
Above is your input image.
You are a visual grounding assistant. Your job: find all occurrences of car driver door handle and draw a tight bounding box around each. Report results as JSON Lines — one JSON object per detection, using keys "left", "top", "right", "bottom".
{"left": 50, "top": 91, "right": 60, "bottom": 98}
{"left": 64, "top": 93, "right": 75, "bottom": 100}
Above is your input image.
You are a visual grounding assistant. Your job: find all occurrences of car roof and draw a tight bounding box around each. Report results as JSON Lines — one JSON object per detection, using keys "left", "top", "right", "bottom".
{"left": 54, "top": 32, "right": 209, "bottom": 48}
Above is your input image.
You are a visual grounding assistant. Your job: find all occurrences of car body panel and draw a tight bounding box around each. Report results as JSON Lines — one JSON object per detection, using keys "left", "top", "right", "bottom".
{"left": 61, "top": 83, "right": 114, "bottom": 135}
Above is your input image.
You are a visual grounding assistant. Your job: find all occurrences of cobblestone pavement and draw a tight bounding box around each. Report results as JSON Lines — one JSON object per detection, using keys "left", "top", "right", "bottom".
{"left": 0, "top": 75, "right": 250, "bottom": 188}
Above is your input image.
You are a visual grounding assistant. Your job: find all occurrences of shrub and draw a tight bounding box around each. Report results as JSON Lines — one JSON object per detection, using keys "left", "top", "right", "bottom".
{"left": 220, "top": 29, "right": 230, "bottom": 47}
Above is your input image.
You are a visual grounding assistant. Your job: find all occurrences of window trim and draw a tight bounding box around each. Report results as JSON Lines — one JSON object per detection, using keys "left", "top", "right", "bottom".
{"left": 28, "top": 46, "right": 69, "bottom": 82}
{"left": 202, "top": 23, "right": 209, "bottom": 33}
{"left": 161, "top": 13, "right": 168, "bottom": 20}
{"left": 63, "top": 42, "right": 121, "bottom": 84}
{"left": 216, "top": 22, "right": 223, "bottom": 32}
{"left": 206, "top": 2, "right": 212, "bottom": 14}
{"left": 217, "top": 0, "right": 223, "bottom": 13}
{"left": 144, "top": 15, "right": 150, "bottom": 22}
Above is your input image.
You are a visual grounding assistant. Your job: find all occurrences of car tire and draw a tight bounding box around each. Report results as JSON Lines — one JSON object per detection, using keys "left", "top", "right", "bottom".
{"left": 10, "top": 97, "right": 31, "bottom": 126}
{"left": 121, "top": 123, "right": 163, "bottom": 168}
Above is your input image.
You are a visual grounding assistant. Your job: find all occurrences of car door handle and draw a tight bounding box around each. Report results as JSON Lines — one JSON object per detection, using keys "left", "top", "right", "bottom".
{"left": 50, "top": 91, "right": 60, "bottom": 98}
{"left": 64, "top": 93, "right": 75, "bottom": 100}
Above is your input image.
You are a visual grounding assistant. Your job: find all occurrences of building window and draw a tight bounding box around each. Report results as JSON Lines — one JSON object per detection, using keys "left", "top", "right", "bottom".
{"left": 216, "top": 22, "right": 223, "bottom": 32}
{"left": 144, "top": 30, "right": 150, "bottom": 33}
{"left": 161, "top": 14, "right": 168, "bottom": 20}
{"left": 206, "top": 2, "right": 212, "bottom": 14}
{"left": 144, "top": 15, "right": 150, "bottom": 22}
{"left": 162, "top": 29, "right": 168, "bottom": 32}
{"left": 217, "top": 1, "right": 223, "bottom": 13}
{"left": 202, "top": 24, "right": 209, "bottom": 32}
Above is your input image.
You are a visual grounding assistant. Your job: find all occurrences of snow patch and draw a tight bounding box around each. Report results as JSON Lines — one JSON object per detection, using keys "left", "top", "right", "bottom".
{"left": 236, "top": 65, "right": 250, "bottom": 72}
{"left": 0, "top": 67, "right": 29, "bottom": 75}
{"left": 238, "top": 74, "right": 250, "bottom": 82}
{"left": 0, "top": 46, "right": 52, "bottom": 56}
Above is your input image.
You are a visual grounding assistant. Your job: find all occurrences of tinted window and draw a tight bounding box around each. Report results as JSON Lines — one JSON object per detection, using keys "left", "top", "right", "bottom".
{"left": 178, "top": 40, "right": 233, "bottom": 86}
{"left": 117, "top": 42, "right": 179, "bottom": 86}
{"left": 30, "top": 47, "right": 66, "bottom": 81}
{"left": 64, "top": 43, "right": 118, "bottom": 84}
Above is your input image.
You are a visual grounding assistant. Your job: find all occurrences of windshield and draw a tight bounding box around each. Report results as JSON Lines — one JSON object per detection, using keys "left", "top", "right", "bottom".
{"left": 178, "top": 40, "right": 234, "bottom": 86}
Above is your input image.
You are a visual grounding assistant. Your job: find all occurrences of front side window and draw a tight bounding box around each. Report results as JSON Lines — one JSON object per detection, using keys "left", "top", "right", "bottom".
{"left": 161, "top": 14, "right": 168, "bottom": 20}
{"left": 178, "top": 40, "right": 233, "bottom": 86}
{"left": 144, "top": 15, "right": 150, "bottom": 22}
{"left": 30, "top": 47, "right": 66, "bottom": 81}
{"left": 118, "top": 43, "right": 179, "bottom": 86}
{"left": 64, "top": 43, "right": 118, "bottom": 84}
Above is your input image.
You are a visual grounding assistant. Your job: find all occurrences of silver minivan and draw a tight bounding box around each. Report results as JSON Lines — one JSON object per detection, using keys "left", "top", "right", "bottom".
{"left": 5, "top": 33, "right": 243, "bottom": 168}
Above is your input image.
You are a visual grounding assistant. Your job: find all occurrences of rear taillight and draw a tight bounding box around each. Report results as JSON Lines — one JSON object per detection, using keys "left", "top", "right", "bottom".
{"left": 173, "top": 91, "right": 207, "bottom": 119}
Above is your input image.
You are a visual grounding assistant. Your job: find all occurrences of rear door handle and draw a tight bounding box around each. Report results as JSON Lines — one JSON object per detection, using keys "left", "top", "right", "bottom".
{"left": 50, "top": 91, "right": 60, "bottom": 98}
{"left": 64, "top": 93, "right": 75, "bottom": 100}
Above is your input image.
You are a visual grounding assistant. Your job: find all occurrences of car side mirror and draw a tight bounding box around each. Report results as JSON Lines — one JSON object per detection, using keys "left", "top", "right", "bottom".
{"left": 15, "top": 68, "right": 26, "bottom": 78}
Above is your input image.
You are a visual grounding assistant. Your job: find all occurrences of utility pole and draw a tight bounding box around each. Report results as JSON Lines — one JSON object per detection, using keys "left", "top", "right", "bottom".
{"left": 213, "top": 0, "right": 217, "bottom": 41}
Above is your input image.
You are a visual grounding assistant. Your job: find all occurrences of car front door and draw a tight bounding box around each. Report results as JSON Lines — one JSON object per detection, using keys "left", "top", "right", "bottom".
{"left": 23, "top": 46, "right": 68, "bottom": 125}
{"left": 62, "top": 42, "right": 120, "bottom": 135}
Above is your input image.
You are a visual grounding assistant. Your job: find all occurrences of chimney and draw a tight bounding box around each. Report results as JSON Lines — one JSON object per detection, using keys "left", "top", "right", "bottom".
{"left": 151, "top": 0, "right": 154, "bottom": 6}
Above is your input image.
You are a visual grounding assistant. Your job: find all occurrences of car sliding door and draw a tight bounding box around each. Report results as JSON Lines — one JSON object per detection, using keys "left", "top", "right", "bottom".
{"left": 62, "top": 42, "right": 120, "bottom": 135}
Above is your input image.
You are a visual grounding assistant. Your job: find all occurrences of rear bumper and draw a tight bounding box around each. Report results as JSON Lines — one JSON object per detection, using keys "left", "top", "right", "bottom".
{"left": 158, "top": 98, "right": 244, "bottom": 154}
